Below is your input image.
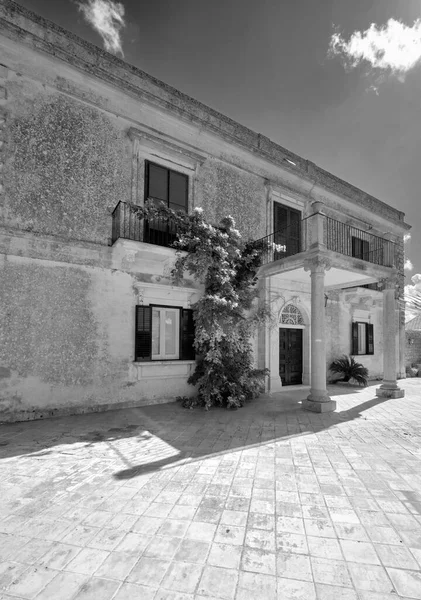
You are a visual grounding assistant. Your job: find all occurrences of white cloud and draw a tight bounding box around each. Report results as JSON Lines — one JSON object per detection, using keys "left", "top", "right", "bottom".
{"left": 404, "top": 258, "right": 414, "bottom": 270}
{"left": 78, "top": 0, "right": 125, "bottom": 56}
{"left": 329, "top": 18, "right": 421, "bottom": 80}
{"left": 404, "top": 233, "right": 412, "bottom": 243}
{"left": 405, "top": 274, "right": 421, "bottom": 320}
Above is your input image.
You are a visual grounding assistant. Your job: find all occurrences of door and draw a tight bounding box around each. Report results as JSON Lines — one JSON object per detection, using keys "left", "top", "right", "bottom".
{"left": 273, "top": 203, "right": 301, "bottom": 259}
{"left": 279, "top": 328, "right": 303, "bottom": 385}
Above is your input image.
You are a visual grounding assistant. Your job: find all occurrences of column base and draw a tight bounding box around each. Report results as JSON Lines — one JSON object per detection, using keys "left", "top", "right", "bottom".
{"left": 376, "top": 386, "right": 405, "bottom": 399}
{"left": 302, "top": 395, "right": 337, "bottom": 413}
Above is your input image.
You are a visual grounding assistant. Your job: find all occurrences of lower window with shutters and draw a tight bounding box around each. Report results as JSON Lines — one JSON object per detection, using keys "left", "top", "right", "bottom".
{"left": 351, "top": 321, "right": 374, "bottom": 356}
{"left": 135, "top": 305, "right": 195, "bottom": 362}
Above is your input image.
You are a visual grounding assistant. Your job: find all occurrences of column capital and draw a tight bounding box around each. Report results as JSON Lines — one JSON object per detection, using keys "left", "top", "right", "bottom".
{"left": 304, "top": 256, "right": 332, "bottom": 274}
{"left": 311, "top": 200, "right": 325, "bottom": 215}
{"left": 379, "top": 276, "right": 398, "bottom": 291}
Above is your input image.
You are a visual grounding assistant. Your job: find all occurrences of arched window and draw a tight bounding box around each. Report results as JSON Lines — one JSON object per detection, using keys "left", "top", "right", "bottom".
{"left": 280, "top": 303, "right": 304, "bottom": 325}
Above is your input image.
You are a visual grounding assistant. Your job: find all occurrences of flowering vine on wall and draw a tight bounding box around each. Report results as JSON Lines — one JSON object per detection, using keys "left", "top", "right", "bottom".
{"left": 133, "top": 202, "right": 272, "bottom": 409}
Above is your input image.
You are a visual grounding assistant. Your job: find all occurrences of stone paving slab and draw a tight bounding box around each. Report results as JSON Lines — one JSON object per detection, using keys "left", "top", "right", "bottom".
{"left": 1, "top": 380, "right": 421, "bottom": 599}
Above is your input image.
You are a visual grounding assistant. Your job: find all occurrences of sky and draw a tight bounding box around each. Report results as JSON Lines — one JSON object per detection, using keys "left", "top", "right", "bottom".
{"left": 15, "top": 0, "right": 421, "bottom": 294}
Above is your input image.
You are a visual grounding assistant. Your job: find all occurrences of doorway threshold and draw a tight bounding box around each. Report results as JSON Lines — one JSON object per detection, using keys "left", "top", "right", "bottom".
{"left": 278, "top": 384, "right": 310, "bottom": 393}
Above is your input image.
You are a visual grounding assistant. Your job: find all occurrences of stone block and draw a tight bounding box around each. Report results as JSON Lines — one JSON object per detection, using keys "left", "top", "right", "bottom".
{"left": 375, "top": 387, "right": 405, "bottom": 399}
{"left": 301, "top": 399, "right": 337, "bottom": 413}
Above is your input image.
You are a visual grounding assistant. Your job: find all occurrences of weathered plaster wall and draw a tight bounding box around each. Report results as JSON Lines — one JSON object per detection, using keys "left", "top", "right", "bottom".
{"left": 0, "top": 247, "right": 199, "bottom": 422}
{"left": 196, "top": 159, "right": 266, "bottom": 239}
{"left": 2, "top": 76, "right": 131, "bottom": 243}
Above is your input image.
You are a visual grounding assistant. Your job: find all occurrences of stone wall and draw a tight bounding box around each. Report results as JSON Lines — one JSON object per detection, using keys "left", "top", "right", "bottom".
{"left": 405, "top": 331, "right": 421, "bottom": 369}
{"left": 196, "top": 159, "right": 266, "bottom": 240}
{"left": 3, "top": 83, "right": 131, "bottom": 244}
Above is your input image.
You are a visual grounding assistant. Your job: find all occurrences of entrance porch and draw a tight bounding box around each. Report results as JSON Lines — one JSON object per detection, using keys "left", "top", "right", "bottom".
{"left": 256, "top": 202, "right": 405, "bottom": 413}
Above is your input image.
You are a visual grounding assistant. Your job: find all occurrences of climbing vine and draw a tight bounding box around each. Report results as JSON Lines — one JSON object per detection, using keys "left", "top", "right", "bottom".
{"left": 133, "top": 201, "right": 272, "bottom": 409}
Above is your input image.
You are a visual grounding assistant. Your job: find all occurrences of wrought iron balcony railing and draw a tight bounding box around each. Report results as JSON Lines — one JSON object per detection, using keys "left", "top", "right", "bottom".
{"left": 325, "top": 216, "right": 396, "bottom": 267}
{"left": 255, "top": 214, "right": 396, "bottom": 268}
{"left": 111, "top": 201, "right": 178, "bottom": 248}
{"left": 255, "top": 223, "right": 302, "bottom": 266}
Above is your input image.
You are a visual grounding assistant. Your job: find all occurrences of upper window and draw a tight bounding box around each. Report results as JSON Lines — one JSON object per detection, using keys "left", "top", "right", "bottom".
{"left": 273, "top": 203, "right": 301, "bottom": 259}
{"left": 351, "top": 237, "right": 370, "bottom": 261}
{"left": 135, "top": 305, "right": 195, "bottom": 362}
{"left": 144, "top": 162, "right": 188, "bottom": 247}
{"left": 351, "top": 322, "right": 374, "bottom": 356}
{"left": 146, "top": 161, "right": 188, "bottom": 212}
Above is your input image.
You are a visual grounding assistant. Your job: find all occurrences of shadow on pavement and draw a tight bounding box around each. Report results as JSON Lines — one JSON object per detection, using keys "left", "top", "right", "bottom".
{"left": 0, "top": 383, "right": 390, "bottom": 480}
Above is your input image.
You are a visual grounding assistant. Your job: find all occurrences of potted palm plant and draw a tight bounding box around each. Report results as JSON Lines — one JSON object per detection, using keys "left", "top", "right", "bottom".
{"left": 329, "top": 355, "right": 368, "bottom": 387}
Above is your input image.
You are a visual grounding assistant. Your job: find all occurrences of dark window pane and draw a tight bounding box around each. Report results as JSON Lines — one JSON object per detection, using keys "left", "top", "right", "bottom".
{"left": 169, "top": 202, "right": 187, "bottom": 213}
{"left": 148, "top": 164, "right": 168, "bottom": 202}
{"left": 289, "top": 210, "right": 300, "bottom": 225}
{"left": 274, "top": 205, "right": 288, "bottom": 231}
{"left": 169, "top": 171, "right": 188, "bottom": 210}
{"left": 362, "top": 240, "right": 369, "bottom": 260}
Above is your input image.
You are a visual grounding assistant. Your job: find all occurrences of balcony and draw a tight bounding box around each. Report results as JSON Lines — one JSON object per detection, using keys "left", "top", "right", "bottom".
{"left": 325, "top": 217, "right": 396, "bottom": 268}
{"left": 111, "top": 201, "right": 178, "bottom": 248}
{"left": 256, "top": 213, "right": 396, "bottom": 269}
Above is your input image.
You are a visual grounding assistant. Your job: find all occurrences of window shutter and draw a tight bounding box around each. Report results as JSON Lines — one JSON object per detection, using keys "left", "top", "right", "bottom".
{"left": 351, "top": 322, "right": 359, "bottom": 355}
{"left": 366, "top": 323, "right": 374, "bottom": 355}
{"left": 135, "top": 306, "right": 152, "bottom": 361}
{"left": 181, "top": 309, "right": 195, "bottom": 360}
{"left": 352, "top": 237, "right": 362, "bottom": 259}
{"left": 362, "top": 240, "right": 370, "bottom": 261}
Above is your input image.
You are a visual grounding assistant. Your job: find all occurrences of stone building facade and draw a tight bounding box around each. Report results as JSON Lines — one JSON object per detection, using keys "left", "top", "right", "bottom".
{"left": 0, "top": 1, "right": 410, "bottom": 421}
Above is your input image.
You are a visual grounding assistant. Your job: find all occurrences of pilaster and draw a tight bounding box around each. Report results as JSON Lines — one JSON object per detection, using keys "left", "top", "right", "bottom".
{"left": 307, "top": 201, "right": 326, "bottom": 251}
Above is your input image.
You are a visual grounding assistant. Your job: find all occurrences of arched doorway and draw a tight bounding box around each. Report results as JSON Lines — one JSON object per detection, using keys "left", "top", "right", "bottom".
{"left": 279, "top": 303, "right": 305, "bottom": 386}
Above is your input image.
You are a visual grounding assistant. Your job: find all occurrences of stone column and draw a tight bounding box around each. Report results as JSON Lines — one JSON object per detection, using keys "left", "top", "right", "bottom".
{"left": 376, "top": 278, "right": 405, "bottom": 398}
{"left": 302, "top": 257, "right": 337, "bottom": 412}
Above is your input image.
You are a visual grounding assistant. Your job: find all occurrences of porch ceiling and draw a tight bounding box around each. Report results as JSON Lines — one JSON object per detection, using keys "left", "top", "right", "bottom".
{"left": 258, "top": 248, "right": 397, "bottom": 289}
{"left": 269, "top": 266, "right": 377, "bottom": 289}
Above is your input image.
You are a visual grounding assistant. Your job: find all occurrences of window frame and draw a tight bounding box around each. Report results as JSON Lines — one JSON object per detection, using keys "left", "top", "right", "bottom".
{"left": 144, "top": 161, "right": 189, "bottom": 247}
{"left": 145, "top": 160, "right": 189, "bottom": 212}
{"left": 151, "top": 305, "right": 181, "bottom": 360}
{"left": 134, "top": 304, "right": 196, "bottom": 363}
{"left": 273, "top": 201, "right": 302, "bottom": 258}
{"left": 351, "top": 236, "right": 370, "bottom": 261}
{"left": 351, "top": 321, "right": 374, "bottom": 356}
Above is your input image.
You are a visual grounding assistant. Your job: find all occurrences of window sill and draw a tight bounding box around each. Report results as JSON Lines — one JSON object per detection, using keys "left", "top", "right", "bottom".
{"left": 133, "top": 360, "right": 196, "bottom": 365}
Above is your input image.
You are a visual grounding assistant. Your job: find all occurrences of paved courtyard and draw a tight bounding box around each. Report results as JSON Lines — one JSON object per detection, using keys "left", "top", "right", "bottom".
{"left": 1, "top": 381, "right": 421, "bottom": 600}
